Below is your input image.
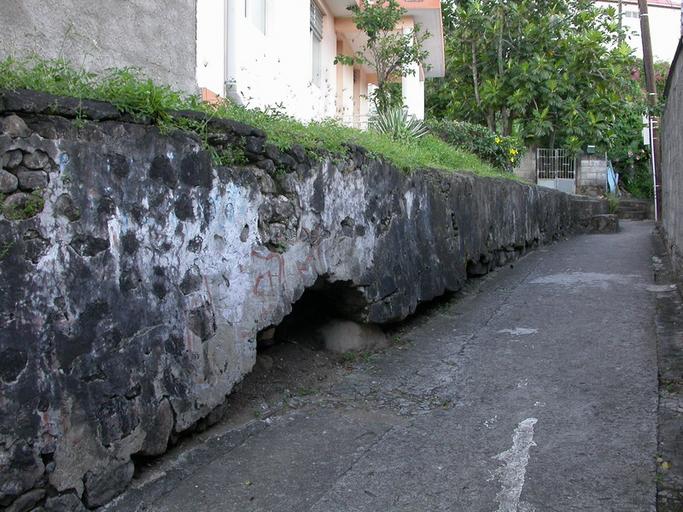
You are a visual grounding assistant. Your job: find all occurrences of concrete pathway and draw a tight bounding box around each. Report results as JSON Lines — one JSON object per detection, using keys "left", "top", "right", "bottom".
{"left": 107, "top": 221, "right": 658, "bottom": 512}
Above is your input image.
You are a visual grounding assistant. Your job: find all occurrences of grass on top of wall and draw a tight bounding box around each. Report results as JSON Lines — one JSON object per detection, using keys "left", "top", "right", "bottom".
{"left": 216, "top": 103, "right": 498, "bottom": 175}
{"left": 0, "top": 56, "right": 505, "bottom": 177}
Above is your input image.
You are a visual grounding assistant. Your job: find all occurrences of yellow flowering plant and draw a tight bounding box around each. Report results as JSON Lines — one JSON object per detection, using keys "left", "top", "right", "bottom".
{"left": 428, "top": 119, "right": 524, "bottom": 173}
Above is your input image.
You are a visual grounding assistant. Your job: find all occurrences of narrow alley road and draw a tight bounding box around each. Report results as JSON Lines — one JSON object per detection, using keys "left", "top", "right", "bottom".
{"left": 108, "top": 221, "right": 658, "bottom": 512}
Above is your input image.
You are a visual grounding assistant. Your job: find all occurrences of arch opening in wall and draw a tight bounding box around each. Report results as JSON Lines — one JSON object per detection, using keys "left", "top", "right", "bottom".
{"left": 256, "top": 275, "right": 372, "bottom": 352}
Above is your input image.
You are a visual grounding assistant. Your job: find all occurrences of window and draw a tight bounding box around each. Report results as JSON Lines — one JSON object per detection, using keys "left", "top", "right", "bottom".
{"left": 245, "top": 0, "right": 266, "bottom": 34}
{"left": 311, "top": 1, "right": 323, "bottom": 86}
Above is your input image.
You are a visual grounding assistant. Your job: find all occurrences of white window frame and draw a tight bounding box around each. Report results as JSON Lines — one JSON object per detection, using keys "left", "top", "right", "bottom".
{"left": 245, "top": 0, "right": 266, "bottom": 34}
{"left": 310, "top": 1, "right": 324, "bottom": 87}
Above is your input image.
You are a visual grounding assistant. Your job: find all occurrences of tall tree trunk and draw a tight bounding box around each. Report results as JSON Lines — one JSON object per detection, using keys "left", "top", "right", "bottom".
{"left": 501, "top": 109, "right": 511, "bottom": 135}
{"left": 497, "top": 7, "right": 505, "bottom": 78}
{"left": 505, "top": 114, "right": 514, "bottom": 138}
{"left": 472, "top": 39, "right": 492, "bottom": 129}
{"left": 471, "top": 40, "right": 481, "bottom": 107}
{"left": 486, "top": 109, "right": 495, "bottom": 131}
{"left": 497, "top": 7, "right": 508, "bottom": 135}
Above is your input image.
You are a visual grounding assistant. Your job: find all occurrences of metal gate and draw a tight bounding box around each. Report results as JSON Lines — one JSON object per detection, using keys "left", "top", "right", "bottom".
{"left": 536, "top": 148, "right": 576, "bottom": 194}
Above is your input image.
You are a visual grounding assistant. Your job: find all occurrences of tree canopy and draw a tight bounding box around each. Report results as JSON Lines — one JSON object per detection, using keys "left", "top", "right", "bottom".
{"left": 427, "top": 0, "right": 645, "bottom": 152}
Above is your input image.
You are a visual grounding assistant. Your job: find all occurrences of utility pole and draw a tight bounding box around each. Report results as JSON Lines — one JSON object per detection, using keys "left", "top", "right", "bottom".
{"left": 638, "top": 0, "right": 661, "bottom": 220}
{"left": 638, "top": 0, "right": 657, "bottom": 103}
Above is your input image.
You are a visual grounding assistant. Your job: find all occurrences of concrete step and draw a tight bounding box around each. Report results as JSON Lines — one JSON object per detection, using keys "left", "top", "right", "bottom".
{"left": 619, "top": 211, "right": 649, "bottom": 220}
{"left": 616, "top": 199, "right": 651, "bottom": 220}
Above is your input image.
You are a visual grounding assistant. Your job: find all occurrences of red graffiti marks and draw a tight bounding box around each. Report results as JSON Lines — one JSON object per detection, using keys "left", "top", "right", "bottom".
{"left": 296, "top": 245, "right": 323, "bottom": 277}
{"left": 252, "top": 249, "right": 285, "bottom": 296}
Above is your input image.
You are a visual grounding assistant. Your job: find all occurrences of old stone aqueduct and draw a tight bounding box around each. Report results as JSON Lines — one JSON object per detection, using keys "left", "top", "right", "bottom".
{"left": 0, "top": 88, "right": 619, "bottom": 510}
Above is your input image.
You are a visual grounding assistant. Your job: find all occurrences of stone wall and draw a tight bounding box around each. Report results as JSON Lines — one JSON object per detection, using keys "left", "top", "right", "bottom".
{"left": 513, "top": 148, "right": 537, "bottom": 183}
{"left": 513, "top": 149, "right": 608, "bottom": 197}
{"left": 0, "top": 0, "right": 197, "bottom": 93}
{"left": 0, "top": 90, "right": 606, "bottom": 510}
{"left": 662, "top": 40, "right": 683, "bottom": 282}
{"left": 577, "top": 154, "right": 608, "bottom": 195}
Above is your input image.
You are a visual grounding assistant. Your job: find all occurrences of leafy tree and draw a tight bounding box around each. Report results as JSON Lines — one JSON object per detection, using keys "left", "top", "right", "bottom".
{"left": 335, "top": 0, "right": 431, "bottom": 113}
{"left": 632, "top": 58, "right": 670, "bottom": 104}
{"left": 428, "top": 0, "right": 642, "bottom": 152}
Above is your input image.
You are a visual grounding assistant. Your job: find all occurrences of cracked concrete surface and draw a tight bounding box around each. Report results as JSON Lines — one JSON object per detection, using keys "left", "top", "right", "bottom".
{"left": 104, "top": 221, "right": 658, "bottom": 512}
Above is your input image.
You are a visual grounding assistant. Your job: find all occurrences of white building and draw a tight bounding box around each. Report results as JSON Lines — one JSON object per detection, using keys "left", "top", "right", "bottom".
{"left": 196, "top": 0, "right": 445, "bottom": 126}
{"left": 597, "top": 0, "right": 681, "bottom": 62}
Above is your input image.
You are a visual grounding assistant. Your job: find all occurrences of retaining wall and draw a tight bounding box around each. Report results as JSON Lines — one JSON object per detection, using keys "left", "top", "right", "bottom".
{"left": 662, "top": 39, "right": 683, "bottom": 282}
{"left": 0, "top": 90, "right": 606, "bottom": 510}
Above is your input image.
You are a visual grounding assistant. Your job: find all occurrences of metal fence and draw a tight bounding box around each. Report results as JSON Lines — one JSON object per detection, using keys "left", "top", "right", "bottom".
{"left": 536, "top": 149, "right": 576, "bottom": 180}
{"left": 536, "top": 148, "right": 576, "bottom": 194}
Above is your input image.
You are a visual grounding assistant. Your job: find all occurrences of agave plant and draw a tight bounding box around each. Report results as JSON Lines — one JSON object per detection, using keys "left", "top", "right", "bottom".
{"left": 370, "top": 107, "right": 429, "bottom": 142}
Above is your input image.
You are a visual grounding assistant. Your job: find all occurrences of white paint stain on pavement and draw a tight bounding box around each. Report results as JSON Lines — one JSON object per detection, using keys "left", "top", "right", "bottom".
{"left": 645, "top": 284, "right": 677, "bottom": 292}
{"left": 492, "top": 418, "right": 538, "bottom": 512}
{"left": 498, "top": 328, "right": 538, "bottom": 336}
{"left": 484, "top": 415, "right": 498, "bottom": 429}
{"left": 530, "top": 272, "right": 639, "bottom": 289}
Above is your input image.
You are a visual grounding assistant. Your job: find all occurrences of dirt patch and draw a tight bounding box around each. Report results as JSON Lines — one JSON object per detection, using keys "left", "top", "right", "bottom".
{"left": 223, "top": 338, "right": 345, "bottom": 427}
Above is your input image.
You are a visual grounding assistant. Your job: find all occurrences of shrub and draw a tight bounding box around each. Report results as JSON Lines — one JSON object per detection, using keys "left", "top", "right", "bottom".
{"left": 619, "top": 161, "right": 654, "bottom": 199}
{"left": 370, "top": 107, "right": 429, "bottom": 142}
{"left": 606, "top": 193, "right": 619, "bottom": 214}
{"left": 427, "top": 119, "right": 524, "bottom": 173}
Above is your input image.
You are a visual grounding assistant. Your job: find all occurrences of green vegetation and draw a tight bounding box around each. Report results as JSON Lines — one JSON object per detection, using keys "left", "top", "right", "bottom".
{"left": 606, "top": 193, "right": 619, "bottom": 214}
{"left": 0, "top": 240, "right": 14, "bottom": 261}
{"left": 633, "top": 58, "right": 670, "bottom": 108}
{"left": 0, "top": 56, "right": 505, "bottom": 177}
{"left": 0, "top": 57, "right": 188, "bottom": 123}
{"left": 601, "top": 65, "right": 654, "bottom": 199}
{"left": 1, "top": 191, "right": 45, "bottom": 220}
{"left": 206, "top": 101, "right": 496, "bottom": 174}
{"left": 425, "top": 0, "right": 660, "bottom": 196}
{"left": 295, "top": 387, "right": 317, "bottom": 397}
{"left": 339, "top": 350, "right": 377, "bottom": 365}
{"left": 390, "top": 333, "right": 413, "bottom": 349}
{"left": 370, "top": 107, "right": 429, "bottom": 142}
{"left": 428, "top": 119, "right": 523, "bottom": 173}
{"left": 427, "top": 0, "right": 642, "bottom": 154}
{"left": 620, "top": 161, "right": 654, "bottom": 199}
{"left": 334, "top": 0, "right": 430, "bottom": 113}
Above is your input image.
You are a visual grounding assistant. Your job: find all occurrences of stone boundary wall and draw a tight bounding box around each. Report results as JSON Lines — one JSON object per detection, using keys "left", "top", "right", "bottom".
{"left": 662, "top": 39, "right": 683, "bottom": 283}
{"left": 577, "top": 154, "right": 608, "bottom": 195}
{"left": 513, "top": 147, "right": 537, "bottom": 182}
{"left": 0, "top": 90, "right": 606, "bottom": 511}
